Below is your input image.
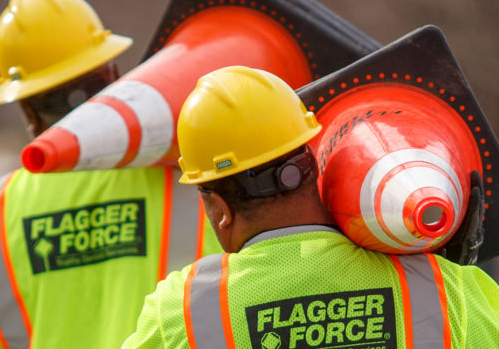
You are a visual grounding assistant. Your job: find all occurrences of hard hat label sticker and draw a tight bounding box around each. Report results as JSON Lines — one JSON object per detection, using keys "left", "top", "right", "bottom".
{"left": 216, "top": 160, "right": 233, "bottom": 170}
{"left": 23, "top": 199, "right": 146, "bottom": 274}
{"left": 245, "top": 288, "right": 396, "bottom": 349}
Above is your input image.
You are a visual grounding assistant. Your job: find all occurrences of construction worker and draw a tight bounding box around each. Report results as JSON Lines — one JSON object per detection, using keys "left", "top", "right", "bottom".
{"left": 122, "top": 66, "right": 499, "bottom": 349}
{"left": 0, "top": 0, "right": 221, "bottom": 348}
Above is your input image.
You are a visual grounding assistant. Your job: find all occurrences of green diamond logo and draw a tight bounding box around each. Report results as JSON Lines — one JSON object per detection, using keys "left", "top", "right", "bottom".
{"left": 261, "top": 332, "right": 281, "bottom": 349}
{"left": 34, "top": 238, "right": 54, "bottom": 272}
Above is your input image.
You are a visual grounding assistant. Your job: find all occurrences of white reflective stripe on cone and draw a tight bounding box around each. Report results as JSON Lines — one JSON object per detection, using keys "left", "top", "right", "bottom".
{"left": 397, "top": 254, "right": 446, "bottom": 348}
{"left": 381, "top": 167, "right": 460, "bottom": 242}
{"left": 99, "top": 80, "right": 174, "bottom": 167}
{"left": 360, "top": 149, "right": 462, "bottom": 251}
{"left": 56, "top": 102, "right": 129, "bottom": 169}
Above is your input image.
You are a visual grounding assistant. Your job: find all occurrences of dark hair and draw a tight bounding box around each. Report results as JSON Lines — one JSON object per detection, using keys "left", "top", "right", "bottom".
{"left": 201, "top": 145, "right": 318, "bottom": 214}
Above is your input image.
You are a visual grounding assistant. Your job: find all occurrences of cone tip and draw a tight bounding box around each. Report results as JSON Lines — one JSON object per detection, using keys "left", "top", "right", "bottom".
{"left": 21, "top": 140, "right": 57, "bottom": 173}
{"left": 413, "top": 197, "right": 455, "bottom": 238}
{"left": 21, "top": 127, "right": 80, "bottom": 173}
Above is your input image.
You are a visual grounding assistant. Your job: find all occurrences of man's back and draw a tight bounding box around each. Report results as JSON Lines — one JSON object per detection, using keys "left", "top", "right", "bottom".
{"left": 0, "top": 166, "right": 221, "bottom": 349}
{"left": 124, "top": 225, "right": 499, "bottom": 348}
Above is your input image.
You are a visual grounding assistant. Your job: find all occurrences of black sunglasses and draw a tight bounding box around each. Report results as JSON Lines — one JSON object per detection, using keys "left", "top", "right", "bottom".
{"left": 197, "top": 185, "right": 214, "bottom": 194}
{"left": 23, "top": 63, "right": 118, "bottom": 117}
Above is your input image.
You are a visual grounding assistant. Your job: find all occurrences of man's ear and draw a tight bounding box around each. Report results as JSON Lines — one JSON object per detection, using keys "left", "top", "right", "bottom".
{"left": 19, "top": 101, "right": 45, "bottom": 138}
{"left": 203, "top": 192, "right": 235, "bottom": 252}
{"left": 210, "top": 192, "right": 233, "bottom": 230}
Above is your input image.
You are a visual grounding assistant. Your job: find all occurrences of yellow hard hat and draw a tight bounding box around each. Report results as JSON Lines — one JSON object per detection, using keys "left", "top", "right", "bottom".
{"left": 178, "top": 66, "right": 322, "bottom": 184}
{"left": 0, "top": 0, "right": 132, "bottom": 104}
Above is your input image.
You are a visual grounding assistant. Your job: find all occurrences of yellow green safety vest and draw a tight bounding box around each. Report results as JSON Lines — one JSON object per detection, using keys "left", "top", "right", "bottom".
{"left": 122, "top": 225, "right": 499, "bottom": 349}
{"left": 0, "top": 166, "right": 222, "bottom": 349}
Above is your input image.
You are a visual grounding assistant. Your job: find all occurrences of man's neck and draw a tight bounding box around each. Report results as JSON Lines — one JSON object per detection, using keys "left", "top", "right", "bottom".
{"left": 233, "top": 191, "right": 334, "bottom": 251}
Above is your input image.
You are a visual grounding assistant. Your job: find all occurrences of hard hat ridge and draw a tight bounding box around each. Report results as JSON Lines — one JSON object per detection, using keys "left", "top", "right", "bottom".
{"left": 197, "top": 75, "right": 238, "bottom": 109}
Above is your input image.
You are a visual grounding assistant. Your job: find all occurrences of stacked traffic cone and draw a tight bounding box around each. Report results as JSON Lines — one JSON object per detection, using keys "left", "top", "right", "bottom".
{"left": 316, "top": 84, "right": 479, "bottom": 253}
{"left": 22, "top": 0, "right": 380, "bottom": 173}
{"left": 300, "top": 25, "right": 498, "bottom": 256}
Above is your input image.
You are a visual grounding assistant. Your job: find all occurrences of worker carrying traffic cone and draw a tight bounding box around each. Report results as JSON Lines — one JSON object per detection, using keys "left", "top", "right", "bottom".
{"left": 300, "top": 25, "right": 499, "bottom": 262}
{"left": 121, "top": 66, "right": 499, "bottom": 349}
{"left": 21, "top": 0, "right": 381, "bottom": 173}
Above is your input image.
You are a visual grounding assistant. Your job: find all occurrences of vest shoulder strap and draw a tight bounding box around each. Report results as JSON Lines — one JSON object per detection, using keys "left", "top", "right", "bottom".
{"left": 0, "top": 170, "right": 31, "bottom": 348}
{"left": 391, "top": 253, "right": 451, "bottom": 349}
{"left": 184, "top": 253, "right": 235, "bottom": 349}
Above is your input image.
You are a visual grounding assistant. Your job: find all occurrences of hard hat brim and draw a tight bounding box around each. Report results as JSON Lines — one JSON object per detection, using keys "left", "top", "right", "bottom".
{"left": 0, "top": 34, "right": 132, "bottom": 104}
{"left": 178, "top": 125, "right": 322, "bottom": 184}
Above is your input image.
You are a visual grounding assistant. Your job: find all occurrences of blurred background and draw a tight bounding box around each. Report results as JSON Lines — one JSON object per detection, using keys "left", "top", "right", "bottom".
{"left": 0, "top": 0, "right": 498, "bottom": 277}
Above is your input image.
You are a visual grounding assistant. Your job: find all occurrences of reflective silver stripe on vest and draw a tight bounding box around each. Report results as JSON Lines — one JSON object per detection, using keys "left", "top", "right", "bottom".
{"left": 167, "top": 168, "right": 202, "bottom": 272}
{"left": 242, "top": 225, "right": 341, "bottom": 249}
{"left": 189, "top": 253, "right": 227, "bottom": 348}
{"left": 0, "top": 173, "right": 9, "bottom": 190}
{"left": 398, "top": 254, "right": 444, "bottom": 348}
{"left": 0, "top": 173, "right": 30, "bottom": 348}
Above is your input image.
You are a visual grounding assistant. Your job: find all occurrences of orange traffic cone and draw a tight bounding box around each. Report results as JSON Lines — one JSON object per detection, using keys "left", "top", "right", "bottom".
{"left": 22, "top": 0, "right": 380, "bottom": 173}
{"left": 300, "top": 25, "right": 498, "bottom": 255}
{"left": 316, "top": 84, "right": 479, "bottom": 253}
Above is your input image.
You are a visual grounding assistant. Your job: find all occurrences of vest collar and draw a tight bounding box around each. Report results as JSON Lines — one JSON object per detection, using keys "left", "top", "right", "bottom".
{"left": 241, "top": 224, "right": 341, "bottom": 250}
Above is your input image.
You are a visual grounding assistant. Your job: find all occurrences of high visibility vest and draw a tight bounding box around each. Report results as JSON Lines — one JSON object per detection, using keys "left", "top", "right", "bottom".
{"left": 122, "top": 225, "right": 499, "bottom": 349}
{"left": 0, "top": 166, "right": 222, "bottom": 349}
